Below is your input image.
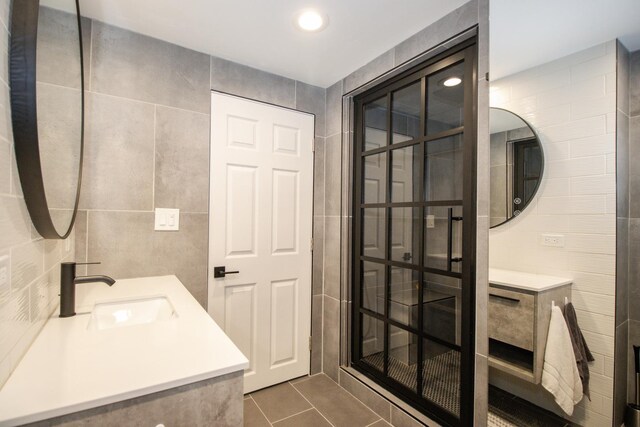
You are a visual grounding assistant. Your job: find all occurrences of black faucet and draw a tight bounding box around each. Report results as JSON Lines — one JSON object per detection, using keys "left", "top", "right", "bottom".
{"left": 60, "top": 262, "right": 116, "bottom": 318}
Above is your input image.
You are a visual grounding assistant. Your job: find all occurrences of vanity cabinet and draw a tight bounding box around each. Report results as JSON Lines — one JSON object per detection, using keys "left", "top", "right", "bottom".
{"left": 488, "top": 269, "right": 572, "bottom": 384}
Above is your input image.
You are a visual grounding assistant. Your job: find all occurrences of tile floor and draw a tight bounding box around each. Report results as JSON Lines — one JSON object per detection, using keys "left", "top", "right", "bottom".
{"left": 244, "top": 374, "right": 390, "bottom": 427}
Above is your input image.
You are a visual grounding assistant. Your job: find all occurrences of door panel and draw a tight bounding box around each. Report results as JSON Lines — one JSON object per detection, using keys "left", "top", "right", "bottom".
{"left": 210, "top": 92, "right": 313, "bottom": 393}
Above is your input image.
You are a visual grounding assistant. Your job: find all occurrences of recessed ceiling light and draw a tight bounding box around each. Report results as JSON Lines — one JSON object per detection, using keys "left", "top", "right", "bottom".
{"left": 295, "top": 9, "right": 328, "bottom": 32}
{"left": 443, "top": 77, "right": 462, "bottom": 87}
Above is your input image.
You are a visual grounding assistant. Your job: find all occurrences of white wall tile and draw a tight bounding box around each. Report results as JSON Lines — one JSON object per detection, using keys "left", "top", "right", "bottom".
{"left": 489, "top": 41, "right": 616, "bottom": 425}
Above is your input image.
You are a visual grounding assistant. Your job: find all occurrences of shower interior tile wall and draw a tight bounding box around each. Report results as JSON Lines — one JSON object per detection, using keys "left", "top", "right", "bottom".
{"left": 489, "top": 41, "right": 617, "bottom": 426}
{"left": 0, "top": 0, "right": 75, "bottom": 389}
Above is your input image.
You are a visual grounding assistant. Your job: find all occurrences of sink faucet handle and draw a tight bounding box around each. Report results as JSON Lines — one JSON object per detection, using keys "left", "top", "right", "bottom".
{"left": 75, "top": 262, "right": 101, "bottom": 266}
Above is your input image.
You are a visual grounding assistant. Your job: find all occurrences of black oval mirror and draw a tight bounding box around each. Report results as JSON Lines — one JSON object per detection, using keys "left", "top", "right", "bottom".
{"left": 10, "top": 0, "right": 85, "bottom": 239}
{"left": 490, "top": 108, "right": 544, "bottom": 228}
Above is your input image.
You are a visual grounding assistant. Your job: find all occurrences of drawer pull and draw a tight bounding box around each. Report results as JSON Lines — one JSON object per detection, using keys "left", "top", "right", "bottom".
{"left": 489, "top": 293, "right": 520, "bottom": 303}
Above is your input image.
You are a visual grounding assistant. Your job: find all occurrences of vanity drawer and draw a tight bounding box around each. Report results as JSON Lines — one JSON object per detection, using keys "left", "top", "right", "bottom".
{"left": 488, "top": 286, "right": 534, "bottom": 351}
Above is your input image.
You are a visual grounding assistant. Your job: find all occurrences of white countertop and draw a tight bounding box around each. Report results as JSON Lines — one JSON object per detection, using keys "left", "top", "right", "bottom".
{"left": 489, "top": 268, "right": 572, "bottom": 292}
{"left": 0, "top": 275, "right": 249, "bottom": 426}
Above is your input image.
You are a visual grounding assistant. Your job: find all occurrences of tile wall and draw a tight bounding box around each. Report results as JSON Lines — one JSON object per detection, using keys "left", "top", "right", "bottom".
{"left": 489, "top": 41, "right": 618, "bottom": 426}
{"left": 0, "top": 0, "right": 76, "bottom": 388}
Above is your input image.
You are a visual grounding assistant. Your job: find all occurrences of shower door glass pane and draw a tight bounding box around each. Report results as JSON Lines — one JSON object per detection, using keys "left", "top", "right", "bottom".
{"left": 353, "top": 43, "right": 475, "bottom": 427}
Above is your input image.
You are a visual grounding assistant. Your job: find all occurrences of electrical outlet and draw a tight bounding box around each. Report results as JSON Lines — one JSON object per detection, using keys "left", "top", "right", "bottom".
{"left": 0, "top": 255, "right": 9, "bottom": 295}
{"left": 541, "top": 234, "right": 565, "bottom": 247}
{"left": 155, "top": 208, "right": 180, "bottom": 231}
{"left": 426, "top": 215, "right": 435, "bottom": 228}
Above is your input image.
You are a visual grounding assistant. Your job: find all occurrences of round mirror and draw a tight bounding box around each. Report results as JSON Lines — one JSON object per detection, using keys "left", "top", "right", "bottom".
{"left": 10, "top": 0, "right": 84, "bottom": 239}
{"left": 490, "top": 108, "right": 543, "bottom": 228}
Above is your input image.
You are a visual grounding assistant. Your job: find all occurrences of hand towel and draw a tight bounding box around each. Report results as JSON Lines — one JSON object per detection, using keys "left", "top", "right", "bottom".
{"left": 563, "top": 302, "right": 595, "bottom": 399}
{"left": 542, "top": 305, "right": 583, "bottom": 416}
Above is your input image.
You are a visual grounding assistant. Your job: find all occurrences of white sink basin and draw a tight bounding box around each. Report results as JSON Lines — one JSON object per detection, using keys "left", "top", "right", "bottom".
{"left": 88, "top": 296, "right": 177, "bottom": 331}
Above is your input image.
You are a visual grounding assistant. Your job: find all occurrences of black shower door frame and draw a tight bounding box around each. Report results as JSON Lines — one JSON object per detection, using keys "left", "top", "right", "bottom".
{"left": 350, "top": 40, "right": 477, "bottom": 427}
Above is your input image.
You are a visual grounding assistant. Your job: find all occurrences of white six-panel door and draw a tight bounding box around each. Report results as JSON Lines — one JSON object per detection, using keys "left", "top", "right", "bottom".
{"left": 209, "top": 92, "right": 313, "bottom": 393}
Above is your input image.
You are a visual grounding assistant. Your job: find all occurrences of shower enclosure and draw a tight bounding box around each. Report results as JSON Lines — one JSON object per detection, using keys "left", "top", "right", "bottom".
{"left": 351, "top": 40, "right": 477, "bottom": 426}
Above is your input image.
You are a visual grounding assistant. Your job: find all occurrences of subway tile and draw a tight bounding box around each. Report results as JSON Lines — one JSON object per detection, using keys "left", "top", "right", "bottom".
{"left": 0, "top": 196, "right": 33, "bottom": 250}
{"left": 343, "top": 49, "right": 395, "bottom": 94}
{"left": 565, "top": 271, "right": 615, "bottom": 295}
{"left": 210, "top": 56, "right": 295, "bottom": 109}
{"left": 322, "top": 296, "right": 340, "bottom": 382}
{"left": 154, "top": 106, "right": 210, "bottom": 212}
{"left": 571, "top": 175, "right": 615, "bottom": 196}
{"left": 571, "top": 92, "right": 616, "bottom": 121}
{"left": 0, "top": 84, "right": 12, "bottom": 143}
{"left": 0, "top": 287, "right": 30, "bottom": 365}
{"left": 571, "top": 289, "right": 615, "bottom": 316}
{"left": 393, "top": 0, "right": 478, "bottom": 66}
{"left": 570, "top": 133, "right": 615, "bottom": 158}
{"left": 564, "top": 233, "right": 615, "bottom": 255}
{"left": 541, "top": 115, "right": 606, "bottom": 143}
{"left": 10, "top": 240, "right": 44, "bottom": 292}
{"left": 588, "top": 370, "right": 614, "bottom": 396}
{"left": 545, "top": 155, "right": 606, "bottom": 179}
{"left": 87, "top": 211, "right": 208, "bottom": 307}
{"left": 325, "top": 81, "right": 343, "bottom": 136}
{"left": 537, "top": 195, "right": 606, "bottom": 215}
{"left": 91, "top": 22, "right": 210, "bottom": 113}
{"left": 0, "top": 140, "right": 9, "bottom": 194}
{"left": 570, "top": 55, "right": 616, "bottom": 84}
{"left": 540, "top": 178, "right": 570, "bottom": 197}
{"left": 80, "top": 93, "right": 155, "bottom": 211}
{"left": 575, "top": 309, "right": 614, "bottom": 337}
{"left": 295, "top": 82, "right": 326, "bottom": 137}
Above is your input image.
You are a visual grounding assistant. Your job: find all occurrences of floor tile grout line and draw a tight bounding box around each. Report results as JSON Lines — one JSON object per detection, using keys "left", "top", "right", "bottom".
{"left": 289, "top": 378, "right": 337, "bottom": 427}
{"left": 249, "top": 395, "right": 273, "bottom": 427}
{"left": 271, "top": 407, "right": 316, "bottom": 425}
{"left": 335, "top": 371, "right": 387, "bottom": 423}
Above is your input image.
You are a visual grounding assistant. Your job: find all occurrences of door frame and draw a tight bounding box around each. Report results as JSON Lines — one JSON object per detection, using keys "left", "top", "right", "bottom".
{"left": 207, "top": 90, "right": 317, "bottom": 387}
{"left": 348, "top": 38, "right": 477, "bottom": 427}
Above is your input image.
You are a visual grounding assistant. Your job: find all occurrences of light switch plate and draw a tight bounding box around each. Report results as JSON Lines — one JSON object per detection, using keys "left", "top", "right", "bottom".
{"left": 426, "top": 215, "right": 435, "bottom": 228}
{"left": 0, "top": 255, "right": 9, "bottom": 296}
{"left": 541, "top": 234, "right": 565, "bottom": 247}
{"left": 155, "top": 208, "right": 180, "bottom": 231}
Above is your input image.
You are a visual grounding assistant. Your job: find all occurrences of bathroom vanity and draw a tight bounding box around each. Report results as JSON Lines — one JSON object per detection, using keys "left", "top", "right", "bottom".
{"left": 488, "top": 268, "right": 572, "bottom": 384}
{"left": 0, "top": 276, "right": 249, "bottom": 426}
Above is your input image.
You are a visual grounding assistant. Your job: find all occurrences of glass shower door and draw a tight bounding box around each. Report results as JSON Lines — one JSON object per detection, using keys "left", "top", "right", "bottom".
{"left": 352, "top": 42, "right": 476, "bottom": 427}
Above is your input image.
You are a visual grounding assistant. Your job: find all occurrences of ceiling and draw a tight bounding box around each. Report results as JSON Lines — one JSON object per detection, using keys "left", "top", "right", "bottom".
{"left": 46, "top": 0, "right": 640, "bottom": 87}
{"left": 490, "top": 0, "right": 640, "bottom": 80}
{"left": 63, "top": 0, "right": 468, "bottom": 88}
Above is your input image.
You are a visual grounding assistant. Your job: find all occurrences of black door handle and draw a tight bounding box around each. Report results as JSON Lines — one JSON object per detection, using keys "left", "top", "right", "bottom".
{"left": 214, "top": 266, "right": 239, "bottom": 278}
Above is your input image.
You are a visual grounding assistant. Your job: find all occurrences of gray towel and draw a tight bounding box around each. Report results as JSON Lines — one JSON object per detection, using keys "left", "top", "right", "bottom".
{"left": 563, "top": 302, "right": 595, "bottom": 398}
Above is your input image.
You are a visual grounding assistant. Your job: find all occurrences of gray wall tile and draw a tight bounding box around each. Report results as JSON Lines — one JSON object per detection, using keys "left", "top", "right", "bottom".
{"left": 614, "top": 321, "right": 628, "bottom": 426}
{"left": 629, "top": 218, "right": 640, "bottom": 322}
{"left": 631, "top": 116, "right": 640, "bottom": 218}
{"left": 87, "top": 211, "right": 208, "bottom": 307}
{"left": 210, "top": 56, "right": 295, "bottom": 108}
{"left": 629, "top": 320, "right": 640, "bottom": 404}
{"left": 296, "top": 82, "right": 326, "bottom": 137}
{"left": 326, "top": 81, "right": 343, "bottom": 136}
{"left": 324, "top": 216, "right": 341, "bottom": 300}
{"left": 311, "top": 294, "right": 323, "bottom": 375}
{"left": 631, "top": 50, "right": 640, "bottom": 117}
{"left": 322, "top": 295, "right": 340, "bottom": 382}
{"left": 324, "top": 134, "right": 342, "bottom": 217}
{"left": 343, "top": 49, "right": 395, "bottom": 95}
{"left": 474, "top": 353, "right": 488, "bottom": 427}
{"left": 390, "top": 405, "right": 422, "bottom": 427}
{"left": 618, "top": 218, "right": 629, "bottom": 326}
{"left": 314, "top": 137, "right": 326, "bottom": 218}
{"left": 80, "top": 93, "right": 155, "bottom": 211}
{"left": 618, "top": 110, "right": 630, "bottom": 218}
{"left": 394, "top": 0, "right": 478, "bottom": 67}
{"left": 91, "top": 22, "right": 210, "bottom": 113}
{"left": 313, "top": 216, "right": 324, "bottom": 296}
{"left": 154, "top": 106, "right": 210, "bottom": 213}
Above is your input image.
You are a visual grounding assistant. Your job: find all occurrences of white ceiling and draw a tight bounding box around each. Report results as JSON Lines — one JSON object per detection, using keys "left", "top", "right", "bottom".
{"left": 47, "top": 1, "right": 640, "bottom": 87}
{"left": 68, "top": 0, "right": 468, "bottom": 88}
{"left": 490, "top": 0, "right": 640, "bottom": 80}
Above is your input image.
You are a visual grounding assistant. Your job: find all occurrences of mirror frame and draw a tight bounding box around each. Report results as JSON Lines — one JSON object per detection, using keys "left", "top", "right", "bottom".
{"left": 9, "top": 0, "right": 85, "bottom": 239}
{"left": 489, "top": 107, "right": 545, "bottom": 229}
